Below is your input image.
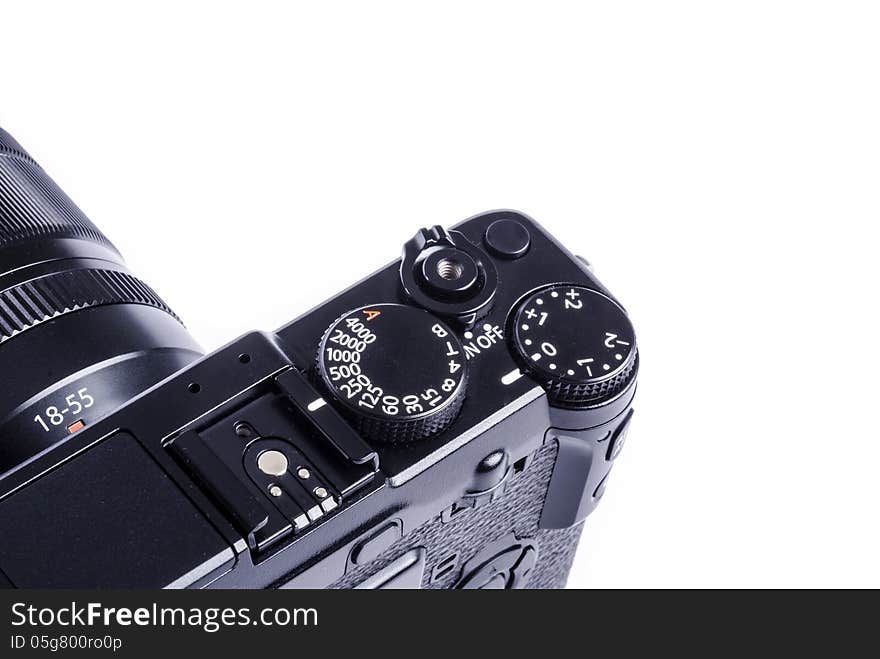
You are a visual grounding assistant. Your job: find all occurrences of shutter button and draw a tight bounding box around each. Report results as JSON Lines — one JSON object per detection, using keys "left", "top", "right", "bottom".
{"left": 484, "top": 219, "right": 531, "bottom": 259}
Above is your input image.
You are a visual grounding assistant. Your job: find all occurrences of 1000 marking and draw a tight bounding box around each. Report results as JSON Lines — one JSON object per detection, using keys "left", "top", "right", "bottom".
{"left": 33, "top": 388, "right": 95, "bottom": 432}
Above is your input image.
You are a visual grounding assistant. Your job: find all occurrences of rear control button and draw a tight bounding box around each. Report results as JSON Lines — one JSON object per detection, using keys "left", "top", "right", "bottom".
{"left": 512, "top": 546, "right": 538, "bottom": 586}
{"left": 350, "top": 521, "right": 402, "bottom": 566}
{"left": 593, "top": 471, "right": 610, "bottom": 500}
{"left": 480, "top": 573, "right": 509, "bottom": 589}
{"left": 355, "top": 548, "right": 426, "bottom": 589}
{"left": 455, "top": 534, "right": 538, "bottom": 589}
{"left": 484, "top": 219, "right": 531, "bottom": 259}
{"left": 606, "top": 410, "right": 634, "bottom": 461}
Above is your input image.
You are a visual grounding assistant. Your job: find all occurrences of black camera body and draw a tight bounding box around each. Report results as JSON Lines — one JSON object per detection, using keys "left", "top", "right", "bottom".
{"left": 0, "top": 127, "right": 638, "bottom": 589}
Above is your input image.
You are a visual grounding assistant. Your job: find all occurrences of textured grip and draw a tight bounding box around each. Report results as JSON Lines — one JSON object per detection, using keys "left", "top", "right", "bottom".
{"left": 0, "top": 268, "right": 179, "bottom": 344}
{"left": 330, "top": 441, "right": 584, "bottom": 589}
{"left": 0, "top": 127, "right": 116, "bottom": 252}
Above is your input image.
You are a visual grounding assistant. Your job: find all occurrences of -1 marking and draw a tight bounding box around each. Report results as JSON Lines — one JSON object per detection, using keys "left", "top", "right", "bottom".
{"left": 577, "top": 358, "right": 595, "bottom": 377}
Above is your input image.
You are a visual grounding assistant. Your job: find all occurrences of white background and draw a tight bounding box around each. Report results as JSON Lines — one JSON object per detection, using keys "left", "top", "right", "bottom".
{"left": 2, "top": 2, "right": 877, "bottom": 587}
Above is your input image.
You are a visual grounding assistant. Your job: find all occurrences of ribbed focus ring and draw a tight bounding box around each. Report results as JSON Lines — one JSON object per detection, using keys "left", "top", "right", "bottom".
{"left": 0, "top": 268, "right": 180, "bottom": 344}
{"left": 0, "top": 128, "right": 115, "bottom": 251}
{"left": 0, "top": 129, "right": 34, "bottom": 162}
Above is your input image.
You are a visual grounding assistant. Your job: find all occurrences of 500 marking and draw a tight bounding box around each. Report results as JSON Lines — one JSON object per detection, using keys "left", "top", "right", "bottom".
{"left": 326, "top": 317, "right": 462, "bottom": 417}
{"left": 33, "top": 388, "right": 94, "bottom": 432}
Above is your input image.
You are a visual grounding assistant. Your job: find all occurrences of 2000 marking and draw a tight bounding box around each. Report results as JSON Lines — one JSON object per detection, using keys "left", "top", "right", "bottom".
{"left": 33, "top": 388, "right": 95, "bottom": 432}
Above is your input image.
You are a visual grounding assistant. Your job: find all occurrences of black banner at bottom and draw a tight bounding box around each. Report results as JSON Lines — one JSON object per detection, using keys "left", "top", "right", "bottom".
{"left": 0, "top": 590, "right": 872, "bottom": 656}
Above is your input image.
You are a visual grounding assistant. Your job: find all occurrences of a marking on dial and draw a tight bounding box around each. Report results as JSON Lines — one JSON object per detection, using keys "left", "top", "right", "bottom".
{"left": 501, "top": 368, "right": 524, "bottom": 385}
{"left": 522, "top": 324, "right": 530, "bottom": 331}
{"left": 464, "top": 331, "right": 473, "bottom": 339}
{"left": 549, "top": 363, "right": 556, "bottom": 370}
{"left": 567, "top": 369, "right": 575, "bottom": 376}
{"left": 536, "top": 298, "right": 543, "bottom": 305}
{"left": 615, "top": 354, "right": 623, "bottom": 360}
{"left": 531, "top": 353, "right": 542, "bottom": 361}
{"left": 566, "top": 289, "right": 580, "bottom": 300}
{"left": 524, "top": 339, "right": 532, "bottom": 346}
{"left": 307, "top": 398, "right": 327, "bottom": 412}
{"left": 363, "top": 309, "right": 382, "bottom": 321}
{"left": 603, "top": 364, "right": 610, "bottom": 370}
{"left": 551, "top": 291, "right": 559, "bottom": 298}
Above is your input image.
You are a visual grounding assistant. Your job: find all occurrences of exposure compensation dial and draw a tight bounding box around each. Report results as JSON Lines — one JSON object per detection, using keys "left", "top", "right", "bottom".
{"left": 316, "top": 304, "right": 468, "bottom": 443}
{"left": 510, "top": 285, "right": 638, "bottom": 407}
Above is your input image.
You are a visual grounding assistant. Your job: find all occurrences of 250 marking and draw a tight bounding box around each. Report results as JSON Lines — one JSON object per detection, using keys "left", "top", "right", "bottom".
{"left": 326, "top": 318, "right": 461, "bottom": 417}
{"left": 33, "top": 388, "right": 95, "bottom": 432}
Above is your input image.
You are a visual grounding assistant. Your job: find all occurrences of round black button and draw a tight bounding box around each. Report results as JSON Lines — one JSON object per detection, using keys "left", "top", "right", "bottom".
{"left": 484, "top": 219, "right": 531, "bottom": 259}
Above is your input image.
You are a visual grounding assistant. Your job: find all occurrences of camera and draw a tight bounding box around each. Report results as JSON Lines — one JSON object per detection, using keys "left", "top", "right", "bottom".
{"left": 0, "top": 126, "right": 638, "bottom": 589}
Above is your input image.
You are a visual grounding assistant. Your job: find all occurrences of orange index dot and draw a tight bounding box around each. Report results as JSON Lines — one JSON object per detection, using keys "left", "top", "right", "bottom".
{"left": 67, "top": 419, "right": 86, "bottom": 434}
{"left": 363, "top": 310, "right": 381, "bottom": 322}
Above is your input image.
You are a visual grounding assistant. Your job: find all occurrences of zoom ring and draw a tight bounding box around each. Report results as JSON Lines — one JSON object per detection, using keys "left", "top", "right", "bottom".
{"left": 0, "top": 268, "right": 180, "bottom": 344}
{"left": 0, "top": 128, "right": 115, "bottom": 251}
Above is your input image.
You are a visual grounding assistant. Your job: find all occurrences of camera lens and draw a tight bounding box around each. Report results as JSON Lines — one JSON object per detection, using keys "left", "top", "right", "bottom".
{"left": 0, "top": 127, "right": 202, "bottom": 473}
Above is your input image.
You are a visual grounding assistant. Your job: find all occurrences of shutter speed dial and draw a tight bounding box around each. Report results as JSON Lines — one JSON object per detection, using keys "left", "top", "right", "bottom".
{"left": 511, "top": 285, "right": 638, "bottom": 407}
{"left": 316, "top": 304, "right": 467, "bottom": 443}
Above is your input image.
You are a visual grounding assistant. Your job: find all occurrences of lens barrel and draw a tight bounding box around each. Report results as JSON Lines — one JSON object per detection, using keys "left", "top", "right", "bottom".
{"left": 0, "top": 127, "right": 202, "bottom": 472}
